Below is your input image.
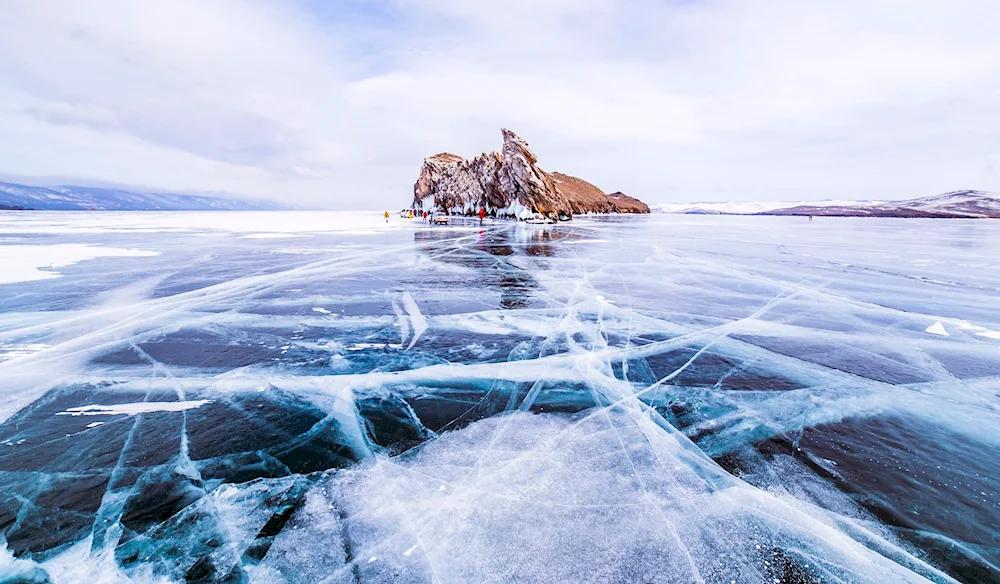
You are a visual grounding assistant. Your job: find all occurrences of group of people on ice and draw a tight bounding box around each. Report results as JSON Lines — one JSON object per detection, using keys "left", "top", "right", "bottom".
{"left": 385, "top": 208, "right": 488, "bottom": 226}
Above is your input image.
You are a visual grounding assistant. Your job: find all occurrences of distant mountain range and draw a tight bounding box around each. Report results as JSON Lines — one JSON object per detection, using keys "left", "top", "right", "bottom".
{"left": 0, "top": 181, "right": 284, "bottom": 211}
{"left": 654, "top": 190, "right": 1000, "bottom": 218}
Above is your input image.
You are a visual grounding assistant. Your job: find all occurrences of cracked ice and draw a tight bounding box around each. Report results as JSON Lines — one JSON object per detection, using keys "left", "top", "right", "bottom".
{"left": 0, "top": 211, "right": 999, "bottom": 583}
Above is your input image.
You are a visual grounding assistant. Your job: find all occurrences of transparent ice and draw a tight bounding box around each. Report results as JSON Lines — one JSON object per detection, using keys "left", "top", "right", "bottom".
{"left": 0, "top": 211, "right": 998, "bottom": 583}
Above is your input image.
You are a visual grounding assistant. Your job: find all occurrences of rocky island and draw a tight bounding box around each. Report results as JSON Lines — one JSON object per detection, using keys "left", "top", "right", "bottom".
{"left": 412, "top": 129, "right": 649, "bottom": 220}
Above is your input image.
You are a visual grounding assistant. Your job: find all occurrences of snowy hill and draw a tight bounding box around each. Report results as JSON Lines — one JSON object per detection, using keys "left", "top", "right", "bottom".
{"left": 655, "top": 190, "right": 1000, "bottom": 218}
{"left": 892, "top": 190, "right": 1000, "bottom": 217}
{"left": 652, "top": 200, "right": 885, "bottom": 215}
{"left": 0, "top": 181, "right": 284, "bottom": 211}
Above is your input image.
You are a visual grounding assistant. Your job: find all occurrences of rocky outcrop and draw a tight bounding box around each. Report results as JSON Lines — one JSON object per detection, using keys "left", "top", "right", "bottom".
{"left": 412, "top": 129, "right": 648, "bottom": 219}
{"left": 606, "top": 192, "right": 650, "bottom": 214}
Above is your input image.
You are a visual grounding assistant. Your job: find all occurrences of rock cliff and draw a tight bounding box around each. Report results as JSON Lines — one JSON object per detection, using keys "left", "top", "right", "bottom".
{"left": 412, "top": 129, "right": 649, "bottom": 219}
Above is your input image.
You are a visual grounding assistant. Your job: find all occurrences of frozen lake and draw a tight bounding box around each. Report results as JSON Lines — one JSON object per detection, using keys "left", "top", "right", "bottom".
{"left": 0, "top": 211, "right": 998, "bottom": 583}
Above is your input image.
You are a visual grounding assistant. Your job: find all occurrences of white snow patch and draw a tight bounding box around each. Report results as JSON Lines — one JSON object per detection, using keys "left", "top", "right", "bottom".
{"left": 346, "top": 343, "right": 403, "bottom": 351}
{"left": 311, "top": 307, "right": 332, "bottom": 314}
{"left": 953, "top": 320, "right": 1000, "bottom": 340}
{"left": 924, "top": 322, "right": 949, "bottom": 336}
{"left": 57, "top": 400, "right": 212, "bottom": 416}
{"left": 0, "top": 244, "right": 159, "bottom": 284}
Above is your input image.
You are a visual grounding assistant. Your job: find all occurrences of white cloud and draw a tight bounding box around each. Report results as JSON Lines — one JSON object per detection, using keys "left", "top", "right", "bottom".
{"left": 0, "top": 0, "right": 997, "bottom": 208}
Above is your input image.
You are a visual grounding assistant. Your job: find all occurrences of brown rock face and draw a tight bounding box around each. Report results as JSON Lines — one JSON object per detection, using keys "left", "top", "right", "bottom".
{"left": 605, "top": 191, "right": 651, "bottom": 214}
{"left": 547, "top": 175, "right": 651, "bottom": 215}
{"left": 412, "top": 129, "right": 648, "bottom": 219}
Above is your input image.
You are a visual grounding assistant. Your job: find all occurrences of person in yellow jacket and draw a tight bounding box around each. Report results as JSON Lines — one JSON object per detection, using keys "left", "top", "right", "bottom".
{"left": 384, "top": 210, "right": 389, "bottom": 223}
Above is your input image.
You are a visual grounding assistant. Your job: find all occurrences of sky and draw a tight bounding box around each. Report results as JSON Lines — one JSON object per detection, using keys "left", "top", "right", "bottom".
{"left": 0, "top": 0, "right": 998, "bottom": 209}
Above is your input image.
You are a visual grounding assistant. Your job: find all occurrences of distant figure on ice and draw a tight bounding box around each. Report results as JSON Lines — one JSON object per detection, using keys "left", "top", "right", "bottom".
{"left": 384, "top": 211, "right": 389, "bottom": 223}
{"left": 808, "top": 215, "right": 813, "bottom": 222}
{"left": 423, "top": 210, "right": 428, "bottom": 223}
{"left": 478, "top": 208, "right": 486, "bottom": 226}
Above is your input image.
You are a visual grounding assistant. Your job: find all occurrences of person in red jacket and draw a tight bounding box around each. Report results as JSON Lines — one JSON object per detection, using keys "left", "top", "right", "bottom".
{"left": 478, "top": 207, "right": 486, "bottom": 226}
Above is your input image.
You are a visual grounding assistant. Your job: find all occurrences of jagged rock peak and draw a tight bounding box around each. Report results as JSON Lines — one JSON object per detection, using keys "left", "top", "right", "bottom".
{"left": 500, "top": 128, "right": 537, "bottom": 166}
{"left": 427, "top": 152, "right": 465, "bottom": 164}
{"left": 412, "top": 129, "right": 649, "bottom": 220}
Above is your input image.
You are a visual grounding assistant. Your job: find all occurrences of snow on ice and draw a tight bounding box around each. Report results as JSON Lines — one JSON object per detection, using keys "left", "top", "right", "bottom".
{"left": 0, "top": 244, "right": 158, "bottom": 284}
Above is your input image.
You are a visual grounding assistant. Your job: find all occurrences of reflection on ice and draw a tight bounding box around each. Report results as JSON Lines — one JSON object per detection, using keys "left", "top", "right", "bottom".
{"left": 0, "top": 212, "right": 998, "bottom": 583}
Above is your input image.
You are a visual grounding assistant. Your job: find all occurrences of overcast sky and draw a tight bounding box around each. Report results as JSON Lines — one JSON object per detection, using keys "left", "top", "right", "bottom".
{"left": 0, "top": 0, "right": 997, "bottom": 208}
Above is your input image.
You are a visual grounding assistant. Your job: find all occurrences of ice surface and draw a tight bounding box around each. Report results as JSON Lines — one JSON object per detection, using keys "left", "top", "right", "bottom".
{"left": 0, "top": 211, "right": 998, "bottom": 583}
